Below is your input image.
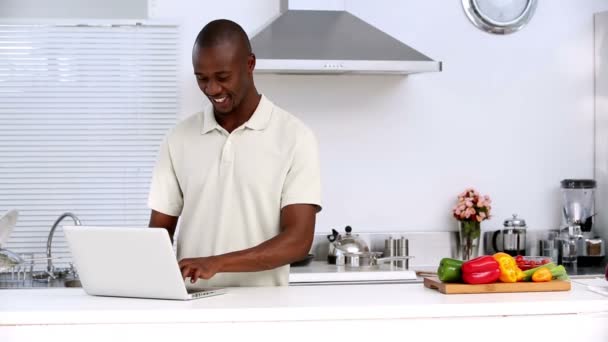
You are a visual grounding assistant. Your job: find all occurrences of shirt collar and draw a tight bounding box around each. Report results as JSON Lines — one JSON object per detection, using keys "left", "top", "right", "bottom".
{"left": 244, "top": 95, "right": 273, "bottom": 131}
{"left": 200, "top": 94, "right": 273, "bottom": 134}
{"left": 200, "top": 107, "right": 221, "bottom": 135}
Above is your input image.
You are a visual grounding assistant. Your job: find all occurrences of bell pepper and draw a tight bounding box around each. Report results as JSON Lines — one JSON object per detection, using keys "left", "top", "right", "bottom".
{"left": 521, "top": 263, "right": 569, "bottom": 282}
{"left": 461, "top": 255, "right": 501, "bottom": 284}
{"left": 516, "top": 268, "right": 525, "bottom": 282}
{"left": 522, "top": 262, "right": 557, "bottom": 281}
{"left": 437, "top": 258, "right": 464, "bottom": 283}
{"left": 493, "top": 252, "right": 523, "bottom": 283}
{"left": 532, "top": 267, "right": 552, "bottom": 282}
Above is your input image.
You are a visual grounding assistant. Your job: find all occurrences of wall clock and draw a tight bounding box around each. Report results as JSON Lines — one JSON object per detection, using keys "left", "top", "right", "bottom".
{"left": 462, "top": 0, "right": 538, "bottom": 34}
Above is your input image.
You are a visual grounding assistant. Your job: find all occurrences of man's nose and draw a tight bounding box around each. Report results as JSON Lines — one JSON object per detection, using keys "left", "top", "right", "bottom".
{"left": 205, "top": 80, "right": 221, "bottom": 95}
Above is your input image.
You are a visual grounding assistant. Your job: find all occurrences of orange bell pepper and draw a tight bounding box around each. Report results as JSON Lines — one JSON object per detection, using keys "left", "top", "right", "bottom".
{"left": 532, "top": 267, "right": 553, "bottom": 282}
{"left": 493, "top": 252, "right": 523, "bottom": 283}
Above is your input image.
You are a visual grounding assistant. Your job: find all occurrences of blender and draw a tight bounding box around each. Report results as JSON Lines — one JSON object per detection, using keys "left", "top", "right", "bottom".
{"left": 559, "top": 179, "right": 606, "bottom": 266}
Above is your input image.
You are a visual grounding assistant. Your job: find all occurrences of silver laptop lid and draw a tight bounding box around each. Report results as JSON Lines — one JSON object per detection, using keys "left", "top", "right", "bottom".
{"left": 63, "top": 226, "right": 191, "bottom": 300}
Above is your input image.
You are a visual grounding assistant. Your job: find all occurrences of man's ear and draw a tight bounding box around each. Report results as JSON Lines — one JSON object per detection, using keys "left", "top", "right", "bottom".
{"left": 247, "top": 53, "right": 256, "bottom": 73}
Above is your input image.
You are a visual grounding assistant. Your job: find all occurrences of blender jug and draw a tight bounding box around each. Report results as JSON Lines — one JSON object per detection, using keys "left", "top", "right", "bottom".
{"left": 561, "top": 179, "right": 595, "bottom": 232}
{"left": 559, "top": 179, "right": 596, "bottom": 265}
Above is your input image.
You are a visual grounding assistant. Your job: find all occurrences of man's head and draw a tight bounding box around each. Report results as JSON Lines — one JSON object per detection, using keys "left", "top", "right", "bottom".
{"left": 192, "top": 19, "right": 256, "bottom": 115}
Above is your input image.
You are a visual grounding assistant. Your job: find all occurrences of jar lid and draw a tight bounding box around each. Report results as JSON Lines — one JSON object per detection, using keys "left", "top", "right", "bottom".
{"left": 503, "top": 214, "right": 527, "bottom": 228}
{"left": 560, "top": 179, "right": 596, "bottom": 189}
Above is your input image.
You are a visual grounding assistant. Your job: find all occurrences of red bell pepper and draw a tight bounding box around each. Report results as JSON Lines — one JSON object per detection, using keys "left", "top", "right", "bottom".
{"left": 461, "top": 255, "right": 501, "bottom": 284}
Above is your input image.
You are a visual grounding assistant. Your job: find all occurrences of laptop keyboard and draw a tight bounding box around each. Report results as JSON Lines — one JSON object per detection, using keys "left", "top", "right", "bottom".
{"left": 187, "top": 288, "right": 212, "bottom": 294}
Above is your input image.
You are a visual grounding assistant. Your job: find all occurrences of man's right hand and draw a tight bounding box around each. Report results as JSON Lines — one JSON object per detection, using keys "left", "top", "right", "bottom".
{"left": 178, "top": 256, "right": 223, "bottom": 283}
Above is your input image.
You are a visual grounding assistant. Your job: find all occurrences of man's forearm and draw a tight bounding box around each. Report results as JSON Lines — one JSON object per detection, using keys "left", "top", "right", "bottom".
{"left": 213, "top": 204, "right": 317, "bottom": 272}
{"left": 178, "top": 204, "right": 318, "bottom": 281}
{"left": 215, "top": 229, "right": 311, "bottom": 272}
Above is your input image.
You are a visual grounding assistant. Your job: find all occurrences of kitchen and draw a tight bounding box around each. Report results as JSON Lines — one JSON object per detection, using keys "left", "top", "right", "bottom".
{"left": 1, "top": 0, "right": 608, "bottom": 341}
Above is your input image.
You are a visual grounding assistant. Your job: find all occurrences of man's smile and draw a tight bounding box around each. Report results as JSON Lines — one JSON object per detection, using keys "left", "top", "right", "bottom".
{"left": 211, "top": 96, "right": 227, "bottom": 104}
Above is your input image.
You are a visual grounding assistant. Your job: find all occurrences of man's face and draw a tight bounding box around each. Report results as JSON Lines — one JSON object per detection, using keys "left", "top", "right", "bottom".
{"left": 192, "top": 41, "right": 254, "bottom": 115}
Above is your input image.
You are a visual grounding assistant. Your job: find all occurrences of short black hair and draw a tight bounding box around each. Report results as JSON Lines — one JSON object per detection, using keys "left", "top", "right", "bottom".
{"left": 194, "top": 19, "right": 251, "bottom": 53}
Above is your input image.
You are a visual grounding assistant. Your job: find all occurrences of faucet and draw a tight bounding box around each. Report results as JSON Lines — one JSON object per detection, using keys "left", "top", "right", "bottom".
{"left": 46, "top": 212, "right": 81, "bottom": 274}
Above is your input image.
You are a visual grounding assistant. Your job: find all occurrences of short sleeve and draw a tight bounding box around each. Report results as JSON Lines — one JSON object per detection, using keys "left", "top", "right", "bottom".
{"left": 280, "top": 128, "right": 322, "bottom": 212}
{"left": 148, "top": 136, "right": 184, "bottom": 216}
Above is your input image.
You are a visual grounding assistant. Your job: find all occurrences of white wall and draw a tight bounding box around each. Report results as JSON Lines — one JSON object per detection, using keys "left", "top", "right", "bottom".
{"left": 150, "top": 0, "right": 608, "bottom": 234}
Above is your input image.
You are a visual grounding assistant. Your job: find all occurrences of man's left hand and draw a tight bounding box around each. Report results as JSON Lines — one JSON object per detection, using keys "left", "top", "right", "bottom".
{"left": 178, "top": 256, "right": 222, "bottom": 283}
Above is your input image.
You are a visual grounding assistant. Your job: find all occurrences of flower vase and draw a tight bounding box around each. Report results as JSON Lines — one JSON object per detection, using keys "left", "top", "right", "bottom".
{"left": 458, "top": 220, "right": 481, "bottom": 261}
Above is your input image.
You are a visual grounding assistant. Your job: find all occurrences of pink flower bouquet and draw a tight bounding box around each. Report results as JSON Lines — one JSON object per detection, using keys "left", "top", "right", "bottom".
{"left": 453, "top": 188, "right": 492, "bottom": 260}
{"left": 453, "top": 188, "right": 492, "bottom": 223}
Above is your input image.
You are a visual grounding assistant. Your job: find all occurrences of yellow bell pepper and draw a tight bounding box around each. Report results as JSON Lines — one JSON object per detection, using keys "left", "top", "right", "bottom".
{"left": 493, "top": 252, "right": 523, "bottom": 283}
{"left": 516, "top": 268, "right": 525, "bottom": 282}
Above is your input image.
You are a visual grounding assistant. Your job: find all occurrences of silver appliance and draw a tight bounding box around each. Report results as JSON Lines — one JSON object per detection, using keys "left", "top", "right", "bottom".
{"left": 491, "top": 214, "right": 527, "bottom": 256}
{"left": 326, "top": 226, "right": 369, "bottom": 265}
{"left": 559, "top": 179, "right": 605, "bottom": 266}
{"left": 249, "top": 0, "right": 442, "bottom": 74}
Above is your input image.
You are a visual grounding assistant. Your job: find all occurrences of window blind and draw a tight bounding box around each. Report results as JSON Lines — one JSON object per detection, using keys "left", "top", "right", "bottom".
{"left": 0, "top": 23, "right": 178, "bottom": 270}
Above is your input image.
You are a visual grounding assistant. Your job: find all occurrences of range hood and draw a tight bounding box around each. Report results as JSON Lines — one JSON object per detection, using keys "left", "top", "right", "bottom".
{"left": 250, "top": 1, "right": 442, "bottom": 75}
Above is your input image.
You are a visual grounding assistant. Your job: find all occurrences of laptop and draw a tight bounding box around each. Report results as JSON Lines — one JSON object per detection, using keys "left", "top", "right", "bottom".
{"left": 63, "top": 226, "right": 226, "bottom": 300}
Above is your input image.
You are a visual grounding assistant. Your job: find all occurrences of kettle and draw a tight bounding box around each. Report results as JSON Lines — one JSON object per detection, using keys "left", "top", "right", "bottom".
{"left": 327, "top": 226, "right": 369, "bottom": 265}
{"left": 492, "top": 214, "right": 527, "bottom": 256}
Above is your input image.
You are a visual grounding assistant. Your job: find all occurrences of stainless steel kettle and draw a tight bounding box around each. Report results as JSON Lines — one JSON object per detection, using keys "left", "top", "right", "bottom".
{"left": 327, "top": 226, "right": 369, "bottom": 265}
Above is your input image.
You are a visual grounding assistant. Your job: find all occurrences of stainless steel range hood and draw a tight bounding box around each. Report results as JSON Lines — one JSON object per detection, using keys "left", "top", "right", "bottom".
{"left": 250, "top": 1, "right": 442, "bottom": 75}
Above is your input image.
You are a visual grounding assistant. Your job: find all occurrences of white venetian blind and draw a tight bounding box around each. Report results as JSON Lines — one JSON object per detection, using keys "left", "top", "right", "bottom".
{"left": 0, "top": 23, "right": 178, "bottom": 269}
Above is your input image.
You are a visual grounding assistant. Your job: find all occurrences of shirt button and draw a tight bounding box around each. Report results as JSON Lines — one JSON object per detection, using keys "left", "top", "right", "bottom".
{"left": 222, "top": 139, "right": 233, "bottom": 163}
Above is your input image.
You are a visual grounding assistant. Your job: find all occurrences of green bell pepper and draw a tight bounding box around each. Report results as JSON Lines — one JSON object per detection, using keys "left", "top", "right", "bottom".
{"left": 437, "top": 258, "right": 464, "bottom": 283}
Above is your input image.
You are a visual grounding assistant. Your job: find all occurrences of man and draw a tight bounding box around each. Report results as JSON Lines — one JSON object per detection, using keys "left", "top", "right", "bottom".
{"left": 147, "top": 19, "right": 322, "bottom": 287}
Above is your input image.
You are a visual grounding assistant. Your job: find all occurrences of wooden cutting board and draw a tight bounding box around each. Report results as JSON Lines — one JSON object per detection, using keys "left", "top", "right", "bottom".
{"left": 423, "top": 277, "right": 571, "bottom": 294}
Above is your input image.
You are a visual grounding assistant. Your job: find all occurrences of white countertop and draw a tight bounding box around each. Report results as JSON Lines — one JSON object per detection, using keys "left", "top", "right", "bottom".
{"left": 1, "top": 278, "right": 607, "bottom": 326}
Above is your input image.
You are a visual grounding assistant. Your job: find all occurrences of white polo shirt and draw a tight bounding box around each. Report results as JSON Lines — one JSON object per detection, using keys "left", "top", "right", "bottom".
{"left": 148, "top": 95, "right": 322, "bottom": 287}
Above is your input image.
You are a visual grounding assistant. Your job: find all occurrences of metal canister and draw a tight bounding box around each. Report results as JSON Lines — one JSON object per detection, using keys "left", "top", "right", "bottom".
{"left": 396, "top": 237, "right": 409, "bottom": 269}
{"left": 384, "top": 237, "right": 394, "bottom": 258}
{"left": 384, "top": 236, "right": 410, "bottom": 269}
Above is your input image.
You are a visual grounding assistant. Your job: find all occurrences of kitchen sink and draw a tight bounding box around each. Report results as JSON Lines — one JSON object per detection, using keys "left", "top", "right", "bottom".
{"left": 63, "top": 279, "right": 82, "bottom": 288}
{"left": 0, "top": 273, "right": 82, "bottom": 289}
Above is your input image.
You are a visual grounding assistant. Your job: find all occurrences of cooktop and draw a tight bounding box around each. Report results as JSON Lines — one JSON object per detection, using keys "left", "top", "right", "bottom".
{"left": 289, "top": 261, "right": 418, "bottom": 285}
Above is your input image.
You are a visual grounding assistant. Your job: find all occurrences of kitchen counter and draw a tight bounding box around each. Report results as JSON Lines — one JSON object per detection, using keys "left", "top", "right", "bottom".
{"left": 565, "top": 263, "right": 607, "bottom": 278}
{"left": 1, "top": 279, "right": 607, "bottom": 342}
